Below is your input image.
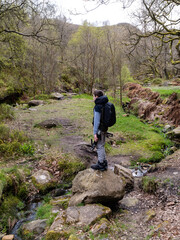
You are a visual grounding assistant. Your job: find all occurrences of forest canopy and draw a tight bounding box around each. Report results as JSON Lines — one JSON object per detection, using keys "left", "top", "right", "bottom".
{"left": 0, "top": 0, "right": 179, "bottom": 100}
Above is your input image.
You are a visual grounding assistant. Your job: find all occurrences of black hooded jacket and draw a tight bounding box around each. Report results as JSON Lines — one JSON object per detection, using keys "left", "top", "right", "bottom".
{"left": 93, "top": 95, "right": 109, "bottom": 132}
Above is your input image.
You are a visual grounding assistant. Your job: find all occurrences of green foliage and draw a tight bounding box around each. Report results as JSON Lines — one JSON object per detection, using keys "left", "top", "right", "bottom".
{"left": 121, "top": 65, "right": 134, "bottom": 84}
{"left": 152, "top": 78, "right": 163, "bottom": 85}
{"left": 0, "top": 104, "right": 14, "bottom": 122}
{"left": 36, "top": 202, "right": 57, "bottom": 226}
{"left": 0, "top": 196, "right": 24, "bottom": 233}
{"left": 0, "top": 124, "right": 35, "bottom": 157}
{"left": 36, "top": 203, "right": 52, "bottom": 220}
{"left": 139, "top": 152, "right": 164, "bottom": 164}
{"left": 19, "top": 143, "right": 35, "bottom": 156}
{"left": 33, "top": 94, "right": 50, "bottom": 100}
{"left": 41, "top": 150, "right": 85, "bottom": 183}
{"left": 0, "top": 166, "right": 29, "bottom": 199}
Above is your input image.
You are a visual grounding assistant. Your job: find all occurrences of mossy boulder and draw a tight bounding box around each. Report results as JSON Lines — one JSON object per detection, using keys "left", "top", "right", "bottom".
{"left": 32, "top": 169, "right": 56, "bottom": 193}
{"left": 21, "top": 219, "right": 47, "bottom": 237}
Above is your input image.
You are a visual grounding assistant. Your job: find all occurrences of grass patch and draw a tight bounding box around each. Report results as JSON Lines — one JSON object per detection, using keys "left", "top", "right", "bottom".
{"left": 150, "top": 86, "right": 180, "bottom": 99}
{"left": 36, "top": 203, "right": 57, "bottom": 226}
{"left": 13, "top": 94, "right": 173, "bottom": 161}
{"left": 0, "top": 124, "right": 35, "bottom": 157}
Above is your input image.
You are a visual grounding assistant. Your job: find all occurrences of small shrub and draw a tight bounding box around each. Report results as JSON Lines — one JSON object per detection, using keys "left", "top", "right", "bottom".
{"left": 33, "top": 94, "right": 50, "bottom": 100}
{"left": 0, "top": 124, "right": 34, "bottom": 157}
{"left": 0, "top": 103, "right": 14, "bottom": 122}
{"left": 152, "top": 78, "right": 163, "bottom": 85}
{"left": 142, "top": 176, "right": 159, "bottom": 194}
{"left": 19, "top": 143, "right": 35, "bottom": 156}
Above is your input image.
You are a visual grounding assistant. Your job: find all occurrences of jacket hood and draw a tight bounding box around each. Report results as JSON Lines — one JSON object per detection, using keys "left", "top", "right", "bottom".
{"left": 95, "top": 95, "right": 108, "bottom": 105}
{"left": 94, "top": 95, "right": 109, "bottom": 113}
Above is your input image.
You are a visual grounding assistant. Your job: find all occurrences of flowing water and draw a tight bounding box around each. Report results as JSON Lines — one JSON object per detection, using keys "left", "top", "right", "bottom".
{"left": 10, "top": 201, "right": 42, "bottom": 240}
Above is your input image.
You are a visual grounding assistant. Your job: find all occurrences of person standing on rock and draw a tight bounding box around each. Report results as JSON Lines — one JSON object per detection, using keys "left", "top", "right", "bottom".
{"left": 91, "top": 90, "right": 108, "bottom": 171}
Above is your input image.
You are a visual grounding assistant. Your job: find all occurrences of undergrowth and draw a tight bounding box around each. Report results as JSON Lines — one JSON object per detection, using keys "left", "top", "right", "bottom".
{"left": 42, "top": 150, "right": 85, "bottom": 182}
{"left": 0, "top": 124, "right": 35, "bottom": 157}
{"left": 0, "top": 103, "right": 14, "bottom": 121}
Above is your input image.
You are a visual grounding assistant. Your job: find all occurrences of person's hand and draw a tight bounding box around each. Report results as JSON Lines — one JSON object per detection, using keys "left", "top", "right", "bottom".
{"left": 94, "top": 134, "right": 98, "bottom": 142}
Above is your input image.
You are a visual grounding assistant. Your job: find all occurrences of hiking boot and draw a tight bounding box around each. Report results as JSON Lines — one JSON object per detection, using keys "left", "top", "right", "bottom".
{"left": 91, "top": 160, "right": 108, "bottom": 171}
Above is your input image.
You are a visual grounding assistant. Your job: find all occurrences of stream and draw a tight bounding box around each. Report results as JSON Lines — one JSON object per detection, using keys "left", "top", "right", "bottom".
{"left": 10, "top": 201, "right": 42, "bottom": 240}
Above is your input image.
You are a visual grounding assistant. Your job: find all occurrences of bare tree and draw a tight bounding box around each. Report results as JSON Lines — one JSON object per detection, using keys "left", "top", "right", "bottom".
{"left": 0, "top": 0, "right": 57, "bottom": 43}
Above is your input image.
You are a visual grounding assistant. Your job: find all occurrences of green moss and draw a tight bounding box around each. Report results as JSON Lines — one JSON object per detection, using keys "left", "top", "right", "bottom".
{"left": 68, "top": 234, "right": 79, "bottom": 240}
{"left": 0, "top": 166, "right": 30, "bottom": 200}
{"left": 17, "top": 183, "right": 29, "bottom": 200}
{"left": 32, "top": 176, "right": 56, "bottom": 194}
{"left": 45, "top": 230, "right": 70, "bottom": 240}
{"left": 0, "top": 196, "right": 24, "bottom": 232}
{"left": 105, "top": 142, "right": 112, "bottom": 154}
{"left": 139, "top": 151, "right": 164, "bottom": 164}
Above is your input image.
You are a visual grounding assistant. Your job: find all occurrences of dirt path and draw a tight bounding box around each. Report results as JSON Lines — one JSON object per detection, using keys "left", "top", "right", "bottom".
{"left": 8, "top": 100, "right": 180, "bottom": 239}
{"left": 115, "top": 150, "right": 180, "bottom": 240}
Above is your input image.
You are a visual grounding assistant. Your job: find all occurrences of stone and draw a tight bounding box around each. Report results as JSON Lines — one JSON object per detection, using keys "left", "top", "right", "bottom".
{"left": 28, "top": 100, "right": 44, "bottom": 107}
{"left": 114, "top": 164, "right": 134, "bottom": 191}
{"left": 69, "top": 168, "right": 125, "bottom": 206}
{"left": 2, "top": 235, "right": 14, "bottom": 240}
{"left": 35, "top": 118, "right": 62, "bottom": 128}
{"left": 49, "top": 210, "right": 66, "bottom": 231}
{"left": 120, "top": 197, "right": 139, "bottom": 207}
{"left": 66, "top": 204, "right": 111, "bottom": 226}
{"left": 91, "top": 218, "right": 109, "bottom": 235}
{"left": 32, "top": 169, "right": 52, "bottom": 185}
{"left": 172, "top": 126, "right": 180, "bottom": 136}
{"left": 164, "top": 124, "right": 172, "bottom": 131}
{"left": 46, "top": 211, "right": 69, "bottom": 239}
{"left": 22, "top": 219, "right": 47, "bottom": 234}
{"left": 51, "top": 92, "right": 64, "bottom": 100}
